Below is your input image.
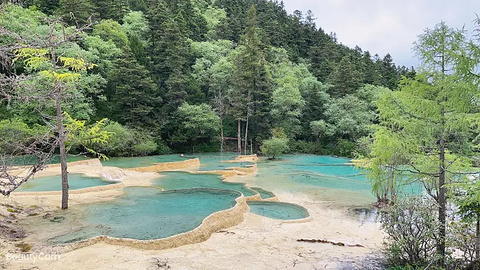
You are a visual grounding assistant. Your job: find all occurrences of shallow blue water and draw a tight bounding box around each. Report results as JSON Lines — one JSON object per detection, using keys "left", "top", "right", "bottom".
{"left": 250, "top": 187, "right": 276, "bottom": 199}
{"left": 29, "top": 154, "right": 397, "bottom": 242}
{"left": 254, "top": 155, "right": 373, "bottom": 193}
{"left": 49, "top": 188, "right": 241, "bottom": 243}
{"left": 195, "top": 152, "right": 253, "bottom": 171}
{"left": 16, "top": 174, "right": 112, "bottom": 192}
{"left": 247, "top": 201, "right": 310, "bottom": 220}
{"left": 156, "top": 171, "right": 257, "bottom": 197}
{"left": 100, "top": 154, "right": 190, "bottom": 168}
{"left": 10, "top": 155, "right": 90, "bottom": 166}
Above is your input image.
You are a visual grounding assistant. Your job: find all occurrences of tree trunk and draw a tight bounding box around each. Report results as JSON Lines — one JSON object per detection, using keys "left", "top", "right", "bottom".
{"left": 437, "top": 44, "right": 447, "bottom": 267}
{"left": 237, "top": 119, "right": 241, "bottom": 153}
{"left": 244, "top": 115, "right": 249, "bottom": 155}
{"left": 476, "top": 217, "right": 480, "bottom": 260}
{"left": 220, "top": 118, "right": 224, "bottom": 153}
{"left": 437, "top": 128, "right": 446, "bottom": 266}
{"left": 56, "top": 95, "right": 69, "bottom": 210}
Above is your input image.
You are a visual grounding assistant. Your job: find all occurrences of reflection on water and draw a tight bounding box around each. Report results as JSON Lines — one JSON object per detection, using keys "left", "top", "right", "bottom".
{"left": 349, "top": 207, "right": 378, "bottom": 223}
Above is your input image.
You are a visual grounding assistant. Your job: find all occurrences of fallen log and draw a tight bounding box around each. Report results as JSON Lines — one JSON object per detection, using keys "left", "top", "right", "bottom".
{"left": 297, "top": 238, "right": 365, "bottom": 248}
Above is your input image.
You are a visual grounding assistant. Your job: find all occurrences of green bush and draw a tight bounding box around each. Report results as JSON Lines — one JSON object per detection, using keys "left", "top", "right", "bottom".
{"left": 261, "top": 137, "right": 289, "bottom": 159}
{"left": 155, "top": 139, "right": 172, "bottom": 155}
{"left": 91, "top": 121, "right": 168, "bottom": 157}
{"left": 132, "top": 139, "right": 157, "bottom": 156}
{"left": 191, "top": 141, "right": 220, "bottom": 153}
{"left": 335, "top": 139, "right": 357, "bottom": 157}
{"left": 96, "top": 121, "right": 131, "bottom": 156}
{"left": 289, "top": 140, "right": 323, "bottom": 154}
{"left": 0, "top": 119, "right": 49, "bottom": 154}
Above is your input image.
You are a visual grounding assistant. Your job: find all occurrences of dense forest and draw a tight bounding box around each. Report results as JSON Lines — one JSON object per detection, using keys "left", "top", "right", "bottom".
{"left": 0, "top": 0, "right": 414, "bottom": 157}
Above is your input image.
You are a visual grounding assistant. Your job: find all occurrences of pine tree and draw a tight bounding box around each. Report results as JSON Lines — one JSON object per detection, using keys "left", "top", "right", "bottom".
{"left": 94, "top": 0, "right": 130, "bottom": 22}
{"left": 328, "top": 55, "right": 363, "bottom": 97}
{"left": 106, "top": 53, "right": 159, "bottom": 128}
{"left": 379, "top": 53, "right": 399, "bottom": 89}
{"left": 31, "top": 0, "right": 59, "bottom": 15}
{"left": 233, "top": 5, "right": 273, "bottom": 152}
{"left": 56, "top": 0, "right": 95, "bottom": 26}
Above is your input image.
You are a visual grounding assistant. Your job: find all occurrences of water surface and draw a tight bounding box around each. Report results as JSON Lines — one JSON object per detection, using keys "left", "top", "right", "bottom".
{"left": 157, "top": 171, "right": 257, "bottom": 197}
{"left": 16, "top": 174, "right": 112, "bottom": 192}
{"left": 247, "top": 201, "right": 309, "bottom": 220}
{"left": 48, "top": 187, "right": 241, "bottom": 243}
{"left": 100, "top": 154, "right": 190, "bottom": 168}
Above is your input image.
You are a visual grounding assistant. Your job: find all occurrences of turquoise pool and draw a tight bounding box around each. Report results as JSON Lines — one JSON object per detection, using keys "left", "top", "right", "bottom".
{"left": 195, "top": 152, "right": 253, "bottom": 171}
{"left": 16, "top": 174, "right": 113, "bottom": 192}
{"left": 48, "top": 187, "right": 241, "bottom": 243}
{"left": 156, "top": 171, "right": 257, "bottom": 197}
{"left": 24, "top": 154, "right": 393, "bottom": 243}
{"left": 250, "top": 187, "right": 276, "bottom": 199}
{"left": 9, "top": 155, "right": 90, "bottom": 166}
{"left": 100, "top": 154, "right": 190, "bottom": 168}
{"left": 247, "top": 201, "right": 310, "bottom": 220}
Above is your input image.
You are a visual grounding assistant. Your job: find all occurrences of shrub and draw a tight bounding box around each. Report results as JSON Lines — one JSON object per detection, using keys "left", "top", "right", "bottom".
{"left": 0, "top": 119, "right": 49, "bottom": 154}
{"left": 155, "top": 139, "right": 172, "bottom": 155}
{"left": 95, "top": 121, "right": 131, "bottom": 156}
{"left": 289, "top": 140, "right": 323, "bottom": 154}
{"left": 335, "top": 139, "right": 357, "bottom": 157}
{"left": 90, "top": 121, "right": 166, "bottom": 157}
{"left": 261, "top": 137, "right": 289, "bottom": 159}
{"left": 380, "top": 196, "right": 439, "bottom": 268}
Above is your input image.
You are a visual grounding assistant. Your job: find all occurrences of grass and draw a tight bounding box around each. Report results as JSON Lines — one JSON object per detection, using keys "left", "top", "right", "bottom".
{"left": 15, "top": 242, "right": 31, "bottom": 252}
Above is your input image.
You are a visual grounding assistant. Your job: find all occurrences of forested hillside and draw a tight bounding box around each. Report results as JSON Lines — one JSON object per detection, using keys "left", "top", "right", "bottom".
{"left": 0, "top": 0, "right": 415, "bottom": 157}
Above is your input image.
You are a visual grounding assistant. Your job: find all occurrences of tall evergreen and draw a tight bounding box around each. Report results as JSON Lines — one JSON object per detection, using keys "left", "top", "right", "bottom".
{"left": 105, "top": 54, "right": 159, "bottom": 128}
{"left": 56, "top": 0, "right": 95, "bottom": 25}
{"left": 379, "top": 53, "right": 399, "bottom": 89}
{"left": 94, "top": 0, "right": 130, "bottom": 22}
{"left": 328, "top": 55, "right": 363, "bottom": 97}
{"left": 234, "top": 5, "right": 273, "bottom": 152}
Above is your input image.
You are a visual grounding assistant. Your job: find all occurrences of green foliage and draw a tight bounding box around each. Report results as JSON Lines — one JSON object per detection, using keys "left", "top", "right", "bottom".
{"left": 89, "top": 121, "right": 161, "bottom": 157}
{"left": 122, "top": 11, "right": 149, "bottom": 44}
{"left": 56, "top": 0, "right": 95, "bottom": 26}
{"left": 104, "top": 54, "right": 159, "bottom": 128}
{"left": 175, "top": 103, "right": 220, "bottom": 141}
{"left": 0, "top": 119, "right": 49, "bottom": 154}
{"left": 132, "top": 138, "right": 158, "bottom": 156}
{"left": 288, "top": 140, "right": 323, "bottom": 155}
{"left": 93, "top": 20, "right": 130, "bottom": 50}
{"left": 64, "top": 113, "right": 112, "bottom": 158}
{"left": 202, "top": 5, "right": 226, "bottom": 39}
{"left": 454, "top": 179, "right": 480, "bottom": 223}
{"left": 335, "top": 139, "right": 356, "bottom": 158}
{"left": 269, "top": 48, "right": 306, "bottom": 138}
{"left": 328, "top": 55, "right": 363, "bottom": 97}
{"left": 94, "top": 0, "right": 130, "bottom": 22}
{"left": 83, "top": 35, "right": 123, "bottom": 75}
{"left": 261, "top": 128, "right": 289, "bottom": 159}
{"left": 370, "top": 21, "right": 480, "bottom": 265}
{"left": 1, "top": 0, "right": 415, "bottom": 157}
{"left": 29, "top": 0, "right": 60, "bottom": 15}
